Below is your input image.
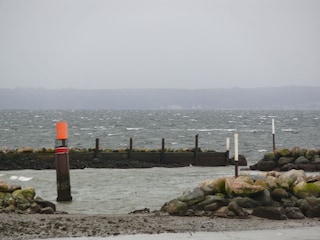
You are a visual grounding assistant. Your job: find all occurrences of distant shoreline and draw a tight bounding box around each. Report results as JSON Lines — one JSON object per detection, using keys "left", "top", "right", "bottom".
{"left": 1, "top": 87, "right": 319, "bottom": 109}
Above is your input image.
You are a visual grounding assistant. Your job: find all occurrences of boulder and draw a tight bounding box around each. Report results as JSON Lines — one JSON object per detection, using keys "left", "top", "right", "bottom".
{"left": 0, "top": 182, "right": 9, "bottom": 192}
{"left": 12, "top": 187, "right": 35, "bottom": 200}
{"left": 0, "top": 181, "right": 21, "bottom": 193}
{"left": 257, "top": 160, "right": 277, "bottom": 171}
{"left": 228, "top": 200, "right": 249, "bottom": 218}
{"left": 252, "top": 206, "right": 287, "bottom": 220}
{"left": 178, "top": 187, "right": 205, "bottom": 206}
{"left": 276, "top": 148, "right": 291, "bottom": 157}
{"left": 225, "top": 176, "right": 265, "bottom": 197}
{"left": 262, "top": 152, "right": 276, "bottom": 161}
{"left": 305, "top": 204, "right": 320, "bottom": 218}
{"left": 198, "top": 177, "right": 226, "bottom": 195}
{"left": 271, "top": 188, "right": 289, "bottom": 201}
{"left": 279, "top": 163, "right": 297, "bottom": 171}
{"left": 253, "top": 189, "right": 272, "bottom": 206}
{"left": 278, "top": 169, "right": 306, "bottom": 187}
{"left": 40, "top": 206, "right": 55, "bottom": 214}
{"left": 285, "top": 207, "right": 305, "bottom": 219}
{"left": 281, "top": 196, "right": 298, "bottom": 208}
{"left": 204, "top": 202, "right": 221, "bottom": 212}
{"left": 198, "top": 194, "right": 227, "bottom": 208}
{"left": 278, "top": 157, "right": 294, "bottom": 166}
{"left": 305, "top": 150, "right": 316, "bottom": 160}
{"left": 295, "top": 156, "right": 310, "bottom": 164}
{"left": 264, "top": 176, "right": 278, "bottom": 190}
{"left": 162, "top": 199, "right": 188, "bottom": 215}
{"left": 213, "top": 206, "right": 236, "bottom": 218}
{"left": 34, "top": 196, "right": 56, "bottom": 211}
{"left": 0, "top": 181, "right": 56, "bottom": 214}
{"left": 293, "top": 181, "right": 320, "bottom": 198}
{"left": 231, "top": 196, "right": 260, "bottom": 208}
{"left": 313, "top": 157, "right": 320, "bottom": 164}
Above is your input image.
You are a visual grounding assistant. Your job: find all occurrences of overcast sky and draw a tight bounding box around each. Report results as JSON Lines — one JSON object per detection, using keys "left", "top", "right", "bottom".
{"left": 0, "top": 0, "right": 319, "bottom": 89}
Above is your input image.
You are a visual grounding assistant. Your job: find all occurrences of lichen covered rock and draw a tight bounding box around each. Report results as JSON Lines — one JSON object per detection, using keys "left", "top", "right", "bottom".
{"left": 0, "top": 181, "right": 57, "bottom": 214}
{"left": 161, "top": 169, "right": 320, "bottom": 220}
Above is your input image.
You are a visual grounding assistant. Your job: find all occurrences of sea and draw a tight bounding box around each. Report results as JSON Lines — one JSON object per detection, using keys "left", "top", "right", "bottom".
{"left": 0, "top": 109, "right": 320, "bottom": 215}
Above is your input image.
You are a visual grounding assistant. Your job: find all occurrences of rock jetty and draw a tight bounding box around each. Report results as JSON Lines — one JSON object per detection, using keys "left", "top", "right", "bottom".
{"left": 250, "top": 147, "right": 320, "bottom": 172}
{"left": 0, "top": 181, "right": 58, "bottom": 214}
{"left": 161, "top": 169, "right": 320, "bottom": 220}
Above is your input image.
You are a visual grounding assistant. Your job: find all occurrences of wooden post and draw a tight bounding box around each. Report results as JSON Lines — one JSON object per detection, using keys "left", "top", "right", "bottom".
{"left": 226, "top": 137, "right": 230, "bottom": 165}
{"left": 194, "top": 134, "right": 199, "bottom": 165}
{"left": 234, "top": 133, "right": 239, "bottom": 178}
{"left": 94, "top": 138, "right": 100, "bottom": 158}
{"left": 55, "top": 121, "right": 72, "bottom": 202}
{"left": 128, "top": 137, "right": 133, "bottom": 159}
{"left": 160, "top": 138, "right": 165, "bottom": 163}
{"left": 195, "top": 134, "right": 199, "bottom": 150}
{"left": 272, "top": 119, "right": 276, "bottom": 152}
{"left": 130, "top": 138, "right": 133, "bottom": 151}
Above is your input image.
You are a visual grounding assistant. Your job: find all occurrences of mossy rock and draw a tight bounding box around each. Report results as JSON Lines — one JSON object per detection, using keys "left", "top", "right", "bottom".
{"left": 295, "top": 156, "right": 310, "bottom": 164}
{"left": 198, "top": 177, "right": 226, "bottom": 195}
{"left": 198, "top": 194, "right": 227, "bottom": 207}
{"left": 264, "top": 176, "right": 279, "bottom": 190}
{"left": 291, "top": 146, "right": 301, "bottom": 159}
{"left": 271, "top": 188, "right": 289, "bottom": 201}
{"left": 254, "top": 179, "right": 267, "bottom": 188}
{"left": 12, "top": 187, "right": 35, "bottom": 200}
{"left": 262, "top": 152, "right": 276, "bottom": 161}
{"left": 178, "top": 187, "right": 205, "bottom": 206}
{"left": 305, "top": 150, "right": 316, "bottom": 160}
{"left": 293, "top": 181, "right": 320, "bottom": 198}
{"left": 164, "top": 199, "right": 188, "bottom": 215}
{"left": 278, "top": 157, "right": 294, "bottom": 165}
{"left": 278, "top": 148, "right": 291, "bottom": 157}
{"left": 225, "top": 176, "right": 265, "bottom": 197}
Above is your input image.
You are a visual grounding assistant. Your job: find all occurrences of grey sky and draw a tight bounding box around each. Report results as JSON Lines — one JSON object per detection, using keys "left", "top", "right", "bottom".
{"left": 0, "top": 0, "right": 319, "bottom": 89}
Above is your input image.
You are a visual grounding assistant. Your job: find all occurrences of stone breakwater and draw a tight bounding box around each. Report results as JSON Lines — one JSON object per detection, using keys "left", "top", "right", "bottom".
{"left": 0, "top": 181, "right": 58, "bottom": 214}
{"left": 161, "top": 169, "right": 320, "bottom": 220}
{"left": 250, "top": 147, "right": 320, "bottom": 172}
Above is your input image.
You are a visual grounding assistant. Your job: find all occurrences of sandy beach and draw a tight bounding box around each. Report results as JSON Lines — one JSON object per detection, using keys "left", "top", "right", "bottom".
{"left": 1, "top": 212, "right": 319, "bottom": 240}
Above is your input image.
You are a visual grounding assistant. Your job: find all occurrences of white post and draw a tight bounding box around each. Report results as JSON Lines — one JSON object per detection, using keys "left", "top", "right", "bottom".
{"left": 272, "top": 119, "right": 276, "bottom": 151}
{"left": 226, "top": 137, "right": 230, "bottom": 151}
{"left": 234, "top": 133, "right": 239, "bottom": 177}
{"left": 234, "top": 133, "right": 238, "bottom": 161}
{"left": 272, "top": 119, "right": 275, "bottom": 134}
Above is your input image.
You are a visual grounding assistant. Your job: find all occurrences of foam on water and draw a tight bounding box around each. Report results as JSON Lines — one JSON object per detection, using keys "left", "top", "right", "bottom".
{"left": 1, "top": 109, "right": 320, "bottom": 163}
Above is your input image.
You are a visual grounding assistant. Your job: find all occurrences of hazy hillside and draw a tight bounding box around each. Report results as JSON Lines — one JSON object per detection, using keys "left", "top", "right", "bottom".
{"left": 0, "top": 87, "right": 319, "bottom": 110}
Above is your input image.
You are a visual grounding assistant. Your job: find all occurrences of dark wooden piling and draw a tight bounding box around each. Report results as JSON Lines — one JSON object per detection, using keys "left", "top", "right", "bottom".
{"left": 94, "top": 138, "right": 100, "bottom": 158}
{"left": 273, "top": 134, "right": 276, "bottom": 152}
{"left": 128, "top": 137, "right": 133, "bottom": 159}
{"left": 160, "top": 138, "right": 165, "bottom": 163}
{"left": 55, "top": 122, "right": 72, "bottom": 202}
{"left": 272, "top": 119, "right": 276, "bottom": 152}
{"left": 55, "top": 147, "right": 72, "bottom": 201}
{"left": 194, "top": 134, "right": 199, "bottom": 165}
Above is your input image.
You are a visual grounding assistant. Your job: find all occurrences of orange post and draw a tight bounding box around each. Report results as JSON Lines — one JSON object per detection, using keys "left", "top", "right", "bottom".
{"left": 55, "top": 121, "right": 72, "bottom": 201}
{"left": 56, "top": 121, "right": 68, "bottom": 140}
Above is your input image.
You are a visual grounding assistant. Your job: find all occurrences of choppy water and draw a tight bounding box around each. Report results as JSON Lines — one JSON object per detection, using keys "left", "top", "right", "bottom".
{"left": 0, "top": 110, "right": 320, "bottom": 214}
{"left": 1, "top": 109, "right": 320, "bottom": 163}
{"left": 0, "top": 167, "right": 238, "bottom": 214}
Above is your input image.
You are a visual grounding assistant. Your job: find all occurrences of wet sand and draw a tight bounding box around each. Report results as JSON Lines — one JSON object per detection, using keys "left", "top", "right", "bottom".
{"left": 1, "top": 212, "right": 319, "bottom": 240}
